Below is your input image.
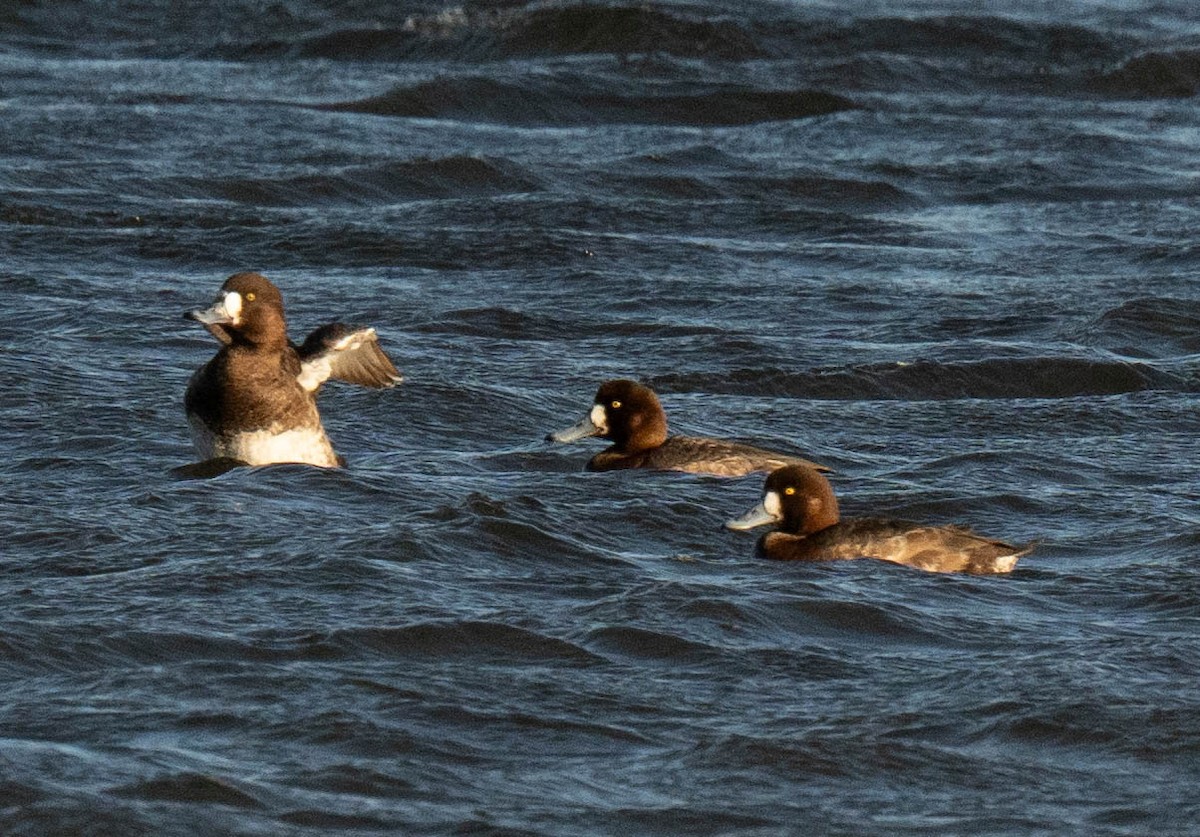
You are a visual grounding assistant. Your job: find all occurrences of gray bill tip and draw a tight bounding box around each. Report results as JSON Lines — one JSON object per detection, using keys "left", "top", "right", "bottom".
{"left": 186, "top": 305, "right": 233, "bottom": 325}
{"left": 547, "top": 414, "right": 602, "bottom": 444}
{"left": 725, "top": 502, "right": 781, "bottom": 532}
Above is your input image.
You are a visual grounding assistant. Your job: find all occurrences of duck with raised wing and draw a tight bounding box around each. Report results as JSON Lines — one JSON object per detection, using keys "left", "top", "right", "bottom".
{"left": 726, "top": 464, "right": 1031, "bottom": 574}
{"left": 183, "top": 271, "right": 402, "bottom": 468}
{"left": 547, "top": 379, "right": 828, "bottom": 477}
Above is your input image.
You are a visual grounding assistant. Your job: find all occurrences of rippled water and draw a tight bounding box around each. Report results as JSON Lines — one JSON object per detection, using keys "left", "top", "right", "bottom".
{"left": 3, "top": 1, "right": 1200, "bottom": 834}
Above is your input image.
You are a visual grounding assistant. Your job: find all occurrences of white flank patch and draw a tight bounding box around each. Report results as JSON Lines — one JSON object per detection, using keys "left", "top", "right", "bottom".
{"left": 189, "top": 416, "right": 339, "bottom": 467}
{"left": 992, "top": 553, "right": 1020, "bottom": 573}
{"left": 225, "top": 426, "right": 338, "bottom": 467}
{"left": 589, "top": 403, "right": 609, "bottom": 435}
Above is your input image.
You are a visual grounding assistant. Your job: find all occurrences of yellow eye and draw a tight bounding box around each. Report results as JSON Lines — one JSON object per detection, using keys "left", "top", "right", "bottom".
{"left": 784, "top": 487, "right": 796, "bottom": 496}
{"left": 611, "top": 400, "right": 621, "bottom": 409}
{"left": 245, "top": 292, "right": 256, "bottom": 302}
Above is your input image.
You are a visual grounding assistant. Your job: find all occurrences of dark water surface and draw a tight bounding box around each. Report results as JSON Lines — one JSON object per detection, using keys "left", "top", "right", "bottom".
{"left": 3, "top": 1, "right": 1200, "bottom": 833}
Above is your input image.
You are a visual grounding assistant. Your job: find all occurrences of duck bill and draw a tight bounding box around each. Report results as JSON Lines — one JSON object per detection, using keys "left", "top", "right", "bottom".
{"left": 725, "top": 500, "right": 782, "bottom": 531}
{"left": 185, "top": 291, "right": 241, "bottom": 326}
{"left": 547, "top": 413, "right": 602, "bottom": 443}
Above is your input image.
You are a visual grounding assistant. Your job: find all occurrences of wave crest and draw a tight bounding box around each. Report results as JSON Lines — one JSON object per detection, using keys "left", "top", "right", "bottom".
{"left": 651, "top": 357, "right": 1187, "bottom": 401}
{"left": 205, "top": 156, "right": 540, "bottom": 206}
{"left": 324, "top": 77, "right": 857, "bottom": 126}
{"left": 1094, "top": 50, "right": 1200, "bottom": 98}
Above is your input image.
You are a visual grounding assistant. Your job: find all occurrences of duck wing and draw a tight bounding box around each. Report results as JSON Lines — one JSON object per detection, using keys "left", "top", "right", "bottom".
{"left": 295, "top": 323, "right": 403, "bottom": 393}
{"left": 830, "top": 519, "right": 1031, "bottom": 574}
{"left": 654, "top": 436, "right": 830, "bottom": 477}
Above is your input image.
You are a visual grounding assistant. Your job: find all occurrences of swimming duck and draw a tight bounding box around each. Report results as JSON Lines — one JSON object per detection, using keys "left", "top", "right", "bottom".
{"left": 546, "top": 379, "right": 828, "bottom": 477}
{"left": 183, "top": 271, "right": 402, "bottom": 468}
{"left": 726, "top": 464, "right": 1031, "bottom": 574}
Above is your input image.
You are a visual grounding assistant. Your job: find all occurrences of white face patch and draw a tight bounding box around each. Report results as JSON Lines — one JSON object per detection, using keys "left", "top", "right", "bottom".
{"left": 589, "top": 403, "right": 609, "bottom": 434}
{"left": 763, "top": 490, "right": 782, "bottom": 519}
{"left": 223, "top": 291, "right": 243, "bottom": 324}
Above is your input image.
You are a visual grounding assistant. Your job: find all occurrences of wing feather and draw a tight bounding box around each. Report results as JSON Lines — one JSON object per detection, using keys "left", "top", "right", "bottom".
{"left": 296, "top": 323, "right": 403, "bottom": 393}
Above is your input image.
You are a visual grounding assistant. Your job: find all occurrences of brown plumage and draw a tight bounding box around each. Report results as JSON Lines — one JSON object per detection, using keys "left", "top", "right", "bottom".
{"left": 547, "top": 379, "right": 828, "bottom": 477}
{"left": 183, "top": 271, "right": 401, "bottom": 467}
{"left": 726, "top": 464, "right": 1032, "bottom": 574}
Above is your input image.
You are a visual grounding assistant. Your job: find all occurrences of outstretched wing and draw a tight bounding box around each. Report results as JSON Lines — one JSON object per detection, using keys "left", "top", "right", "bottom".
{"left": 295, "top": 323, "right": 403, "bottom": 393}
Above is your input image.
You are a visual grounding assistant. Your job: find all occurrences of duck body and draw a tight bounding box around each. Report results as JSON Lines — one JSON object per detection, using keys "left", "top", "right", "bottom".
{"left": 548, "top": 379, "right": 828, "bottom": 478}
{"left": 755, "top": 518, "right": 1028, "bottom": 574}
{"left": 588, "top": 435, "right": 820, "bottom": 477}
{"left": 183, "top": 272, "right": 401, "bottom": 468}
{"left": 185, "top": 340, "right": 337, "bottom": 467}
{"left": 727, "top": 464, "right": 1030, "bottom": 575}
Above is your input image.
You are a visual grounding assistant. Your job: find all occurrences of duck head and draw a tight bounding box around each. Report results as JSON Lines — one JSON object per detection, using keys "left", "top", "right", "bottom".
{"left": 726, "top": 464, "right": 840, "bottom": 535}
{"left": 547, "top": 379, "right": 669, "bottom": 453}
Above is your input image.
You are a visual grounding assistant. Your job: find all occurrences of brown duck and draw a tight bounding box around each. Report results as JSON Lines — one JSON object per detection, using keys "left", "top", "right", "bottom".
{"left": 547, "top": 379, "right": 828, "bottom": 477}
{"left": 184, "top": 271, "right": 402, "bottom": 468}
{"left": 726, "top": 464, "right": 1031, "bottom": 574}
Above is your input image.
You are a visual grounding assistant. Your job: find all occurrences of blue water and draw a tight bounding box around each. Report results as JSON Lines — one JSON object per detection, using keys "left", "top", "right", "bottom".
{"left": 2, "top": 1, "right": 1200, "bottom": 833}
